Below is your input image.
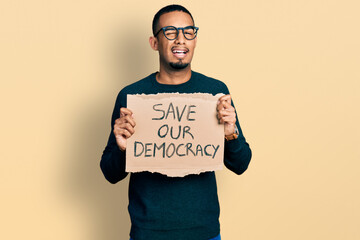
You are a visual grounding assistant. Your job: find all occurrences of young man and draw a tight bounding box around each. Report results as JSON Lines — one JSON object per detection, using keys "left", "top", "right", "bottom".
{"left": 100, "top": 5, "right": 252, "bottom": 240}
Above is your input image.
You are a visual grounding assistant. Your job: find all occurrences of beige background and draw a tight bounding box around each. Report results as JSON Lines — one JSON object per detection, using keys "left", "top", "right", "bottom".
{"left": 1, "top": 0, "right": 359, "bottom": 239}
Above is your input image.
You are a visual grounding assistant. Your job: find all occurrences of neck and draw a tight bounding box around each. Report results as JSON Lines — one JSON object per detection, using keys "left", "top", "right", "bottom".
{"left": 156, "top": 65, "right": 192, "bottom": 85}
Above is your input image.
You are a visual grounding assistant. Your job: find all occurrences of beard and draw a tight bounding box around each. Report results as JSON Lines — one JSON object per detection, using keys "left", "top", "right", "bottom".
{"left": 169, "top": 61, "right": 189, "bottom": 70}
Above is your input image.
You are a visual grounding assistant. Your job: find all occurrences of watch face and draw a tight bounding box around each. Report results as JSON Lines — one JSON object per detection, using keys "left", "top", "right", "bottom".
{"left": 234, "top": 125, "right": 239, "bottom": 135}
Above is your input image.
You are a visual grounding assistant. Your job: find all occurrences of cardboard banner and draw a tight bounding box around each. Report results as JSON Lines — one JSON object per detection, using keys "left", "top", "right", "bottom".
{"left": 126, "top": 93, "right": 224, "bottom": 177}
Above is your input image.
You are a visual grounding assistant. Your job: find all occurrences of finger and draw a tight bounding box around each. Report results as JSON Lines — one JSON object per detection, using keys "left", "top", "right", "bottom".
{"left": 218, "top": 95, "right": 231, "bottom": 104}
{"left": 218, "top": 116, "right": 236, "bottom": 124}
{"left": 114, "top": 118, "right": 127, "bottom": 128}
{"left": 217, "top": 101, "right": 225, "bottom": 111}
{"left": 217, "top": 99, "right": 232, "bottom": 112}
{"left": 119, "top": 122, "right": 135, "bottom": 135}
{"left": 217, "top": 101, "right": 229, "bottom": 111}
{"left": 114, "top": 122, "right": 135, "bottom": 136}
{"left": 217, "top": 109, "right": 236, "bottom": 119}
{"left": 219, "top": 115, "right": 236, "bottom": 124}
{"left": 122, "top": 115, "right": 136, "bottom": 127}
{"left": 115, "top": 113, "right": 136, "bottom": 127}
{"left": 114, "top": 128, "right": 132, "bottom": 139}
{"left": 217, "top": 109, "right": 235, "bottom": 120}
{"left": 120, "top": 108, "right": 133, "bottom": 117}
{"left": 220, "top": 100, "right": 233, "bottom": 110}
{"left": 218, "top": 107, "right": 235, "bottom": 115}
{"left": 114, "top": 118, "right": 124, "bottom": 125}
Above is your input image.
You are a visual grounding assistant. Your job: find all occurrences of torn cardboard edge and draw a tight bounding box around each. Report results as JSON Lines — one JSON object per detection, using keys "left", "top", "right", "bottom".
{"left": 128, "top": 92, "right": 224, "bottom": 100}
{"left": 128, "top": 165, "right": 224, "bottom": 178}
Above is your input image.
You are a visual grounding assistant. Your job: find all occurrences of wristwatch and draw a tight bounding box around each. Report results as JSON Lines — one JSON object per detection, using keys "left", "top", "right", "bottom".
{"left": 225, "top": 125, "right": 239, "bottom": 141}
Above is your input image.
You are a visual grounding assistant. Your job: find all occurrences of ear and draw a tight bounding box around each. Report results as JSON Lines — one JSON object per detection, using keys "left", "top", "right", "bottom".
{"left": 149, "top": 36, "right": 158, "bottom": 51}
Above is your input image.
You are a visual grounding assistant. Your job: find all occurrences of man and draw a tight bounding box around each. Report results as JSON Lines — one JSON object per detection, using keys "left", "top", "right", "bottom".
{"left": 100, "top": 4, "right": 252, "bottom": 240}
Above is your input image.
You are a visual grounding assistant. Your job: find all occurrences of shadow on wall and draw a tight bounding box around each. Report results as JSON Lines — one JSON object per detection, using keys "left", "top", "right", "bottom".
{"left": 64, "top": 25, "right": 154, "bottom": 240}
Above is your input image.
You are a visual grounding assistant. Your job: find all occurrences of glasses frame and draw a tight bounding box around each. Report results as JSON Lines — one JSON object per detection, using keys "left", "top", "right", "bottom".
{"left": 154, "top": 26, "right": 199, "bottom": 40}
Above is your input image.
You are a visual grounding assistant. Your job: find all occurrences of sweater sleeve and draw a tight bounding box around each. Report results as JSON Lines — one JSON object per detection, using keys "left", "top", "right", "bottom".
{"left": 222, "top": 85, "right": 252, "bottom": 175}
{"left": 223, "top": 117, "right": 252, "bottom": 175}
{"left": 100, "top": 91, "right": 129, "bottom": 183}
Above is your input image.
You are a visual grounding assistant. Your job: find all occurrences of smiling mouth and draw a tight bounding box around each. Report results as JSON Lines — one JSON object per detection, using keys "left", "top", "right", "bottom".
{"left": 172, "top": 48, "right": 189, "bottom": 58}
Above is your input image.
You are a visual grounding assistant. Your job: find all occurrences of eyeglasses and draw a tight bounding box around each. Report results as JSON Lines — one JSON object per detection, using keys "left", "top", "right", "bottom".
{"left": 154, "top": 26, "right": 199, "bottom": 40}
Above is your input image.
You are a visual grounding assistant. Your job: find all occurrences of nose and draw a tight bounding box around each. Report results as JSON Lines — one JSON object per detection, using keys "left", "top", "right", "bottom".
{"left": 174, "top": 29, "right": 186, "bottom": 44}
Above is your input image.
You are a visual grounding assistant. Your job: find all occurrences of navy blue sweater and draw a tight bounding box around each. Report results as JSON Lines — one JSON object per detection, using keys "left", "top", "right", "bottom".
{"left": 100, "top": 71, "right": 252, "bottom": 240}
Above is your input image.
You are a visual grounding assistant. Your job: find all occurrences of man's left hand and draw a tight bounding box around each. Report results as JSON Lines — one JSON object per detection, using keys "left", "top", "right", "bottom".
{"left": 217, "top": 94, "right": 236, "bottom": 136}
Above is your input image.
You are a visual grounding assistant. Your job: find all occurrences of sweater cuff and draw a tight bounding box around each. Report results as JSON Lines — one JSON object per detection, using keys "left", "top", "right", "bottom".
{"left": 224, "top": 137, "right": 241, "bottom": 151}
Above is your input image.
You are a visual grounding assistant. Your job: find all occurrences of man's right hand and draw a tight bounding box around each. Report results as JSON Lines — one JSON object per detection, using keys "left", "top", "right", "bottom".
{"left": 113, "top": 108, "right": 136, "bottom": 151}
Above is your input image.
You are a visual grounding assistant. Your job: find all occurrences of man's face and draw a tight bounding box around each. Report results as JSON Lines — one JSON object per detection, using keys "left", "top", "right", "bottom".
{"left": 154, "top": 11, "right": 197, "bottom": 71}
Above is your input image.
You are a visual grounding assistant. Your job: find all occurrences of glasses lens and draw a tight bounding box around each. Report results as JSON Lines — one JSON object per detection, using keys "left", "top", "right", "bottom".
{"left": 183, "top": 26, "right": 197, "bottom": 40}
{"left": 164, "top": 26, "right": 178, "bottom": 40}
